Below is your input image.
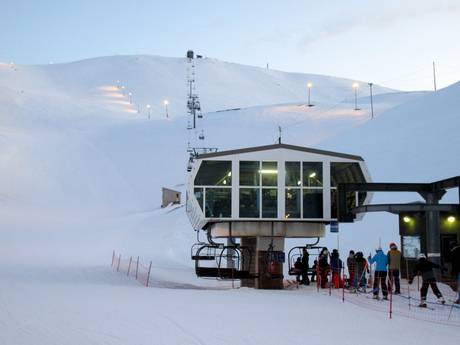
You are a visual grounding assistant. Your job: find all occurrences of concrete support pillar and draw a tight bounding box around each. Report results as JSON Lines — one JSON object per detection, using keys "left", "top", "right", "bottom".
{"left": 255, "top": 237, "right": 285, "bottom": 289}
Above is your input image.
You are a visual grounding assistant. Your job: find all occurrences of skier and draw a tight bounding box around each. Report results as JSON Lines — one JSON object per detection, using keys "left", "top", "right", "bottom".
{"left": 450, "top": 242, "right": 460, "bottom": 304}
{"left": 387, "top": 243, "right": 401, "bottom": 294}
{"left": 408, "top": 253, "right": 445, "bottom": 307}
{"left": 294, "top": 257, "right": 302, "bottom": 283}
{"left": 330, "top": 249, "right": 343, "bottom": 288}
{"left": 368, "top": 247, "right": 388, "bottom": 300}
{"left": 352, "top": 251, "right": 368, "bottom": 292}
{"left": 318, "top": 247, "right": 330, "bottom": 288}
{"left": 301, "top": 248, "right": 310, "bottom": 285}
{"left": 347, "top": 250, "right": 356, "bottom": 288}
{"left": 310, "top": 259, "right": 317, "bottom": 283}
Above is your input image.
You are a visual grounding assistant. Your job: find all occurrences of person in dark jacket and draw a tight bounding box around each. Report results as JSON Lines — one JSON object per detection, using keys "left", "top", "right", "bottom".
{"left": 409, "top": 253, "right": 445, "bottom": 307}
{"left": 330, "top": 249, "right": 343, "bottom": 288}
{"left": 310, "top": 259, "right": 317, "bottom": 283}
{"left": 450, "top": 243, "right": 460, "bottom": 304}
{"left": 294, "top": 257, "right": 302, "bottom": 282}
{"left": 318, "top": 247, "right": 330, "bottom": 288}
{"left": 353, "top": 252, "right": 368, "bottom": 292}
{"left": 347, "top": 250, "right": 356, "bottom": 289}
{"left": 301, "top": 248, "right": 310, "bottom": 285}
{"left": 369, "top": 248, "right": 388, "bottom": 300}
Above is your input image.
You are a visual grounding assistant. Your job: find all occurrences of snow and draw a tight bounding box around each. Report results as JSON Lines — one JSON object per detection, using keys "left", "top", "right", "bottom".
{"left": 0, "top": 55, "right": 459, "bottom": 344}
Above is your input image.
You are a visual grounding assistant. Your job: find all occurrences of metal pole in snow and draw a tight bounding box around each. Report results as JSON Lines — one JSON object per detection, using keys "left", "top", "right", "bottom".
{"left": 127, "top": 256, "right": 132, "bottom": 276}
{"left": 117, "top": 254, "right": 121, "bottom": 272}
{"left": 135, "top": 256, "right": 139, "bottom": 280}
{"left": 111, "top": 250, "right": 115, "bottom": 267}
{"left": 433, "top": 61, "right": 437, "bottom": 91}
{"left": 146, "top": 261, "right": 152, "bottom": 287}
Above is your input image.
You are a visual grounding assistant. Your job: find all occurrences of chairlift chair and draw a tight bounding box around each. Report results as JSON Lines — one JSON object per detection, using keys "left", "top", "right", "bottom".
{"left": 287, "top": 239, "right": 322, "bottom": 276}
{"left": 198, "top": 131, "right": 205, "bottom": 140}
{"left": 192, "top": 243, "right": 256, "bottom": 280}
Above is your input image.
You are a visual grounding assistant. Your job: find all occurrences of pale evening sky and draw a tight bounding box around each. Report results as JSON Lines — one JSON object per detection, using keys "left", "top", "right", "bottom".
{"left": 1, "top": 0, "right": 459, "bottom": 90}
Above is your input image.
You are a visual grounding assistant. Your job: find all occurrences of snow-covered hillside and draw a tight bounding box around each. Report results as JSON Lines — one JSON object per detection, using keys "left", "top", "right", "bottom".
{"left": 0, "top": 55, "right": 458, "bottom": 344}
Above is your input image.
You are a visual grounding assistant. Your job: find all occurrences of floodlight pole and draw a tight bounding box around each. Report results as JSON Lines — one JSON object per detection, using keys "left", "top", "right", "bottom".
{"left": 368, "top": 82, "right": 374, "bottom": 119}
{"left": 307, "top": 83, "right": 313, "bottom": 107}
{"left": 354, "top": 88, "right": 358, "bottom": 110}
{"left": 146, "top": 105, "right": 151, "bottom": 120}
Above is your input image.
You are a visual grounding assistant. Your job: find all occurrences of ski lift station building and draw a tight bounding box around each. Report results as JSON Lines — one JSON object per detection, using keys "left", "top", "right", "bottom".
{"left": 186, "top": 143, "right": 372, "bottom": 289}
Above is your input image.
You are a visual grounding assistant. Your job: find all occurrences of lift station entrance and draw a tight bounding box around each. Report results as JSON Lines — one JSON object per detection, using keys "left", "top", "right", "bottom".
{"left": 337, "top": 177, "right": 460, "bottom": 284}
{"left": 186, "top": 143, "right": 372, "bottom": 289}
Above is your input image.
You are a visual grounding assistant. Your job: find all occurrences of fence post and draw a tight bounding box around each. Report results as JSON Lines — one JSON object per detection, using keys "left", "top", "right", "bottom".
{"left": 342, "top": 267, "right": 345, "bottom": 303}
{"left": 135, "top": 256, "right": 139, "bottom": 280}
{"left": 406, "top": 259, "right": 411, "bottom": 310}
{"left": 117, "top": 254, "right": 121, "bottom": 272}
{"left": 316, "top": 264, "right": 320, "bottom": 292}
{"left": 408, "top": 279, "right": 411, "bottom": 310}
{"left": 111, "top": 250, "right": 115, "bottom": 267}
{"left": 127, "top": 256, "right": 132, "bottom": 276}
{"left": 389, "top": 272, "right": 393, "bottom": 319}
{"left": 146, "top": 261, "right": 152, "bottom": 287}
{"left": 329, "top": 269, "right": 332, "bottom": 296}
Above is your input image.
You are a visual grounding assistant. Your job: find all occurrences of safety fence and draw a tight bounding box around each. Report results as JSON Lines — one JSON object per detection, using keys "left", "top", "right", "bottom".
{"left": 316, "top": 267, "right": 460, "bottom": 327}
{"left": 111, "top": 250, "right": 152, "bottom": 287}
{"left": 110, "top": 251, "right": 459, "bottom": 326}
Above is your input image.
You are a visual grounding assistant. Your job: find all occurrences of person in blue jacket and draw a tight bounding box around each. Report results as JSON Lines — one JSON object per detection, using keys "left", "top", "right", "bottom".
{"left": 368, "top": 247, "right": 388, "bottom": 300}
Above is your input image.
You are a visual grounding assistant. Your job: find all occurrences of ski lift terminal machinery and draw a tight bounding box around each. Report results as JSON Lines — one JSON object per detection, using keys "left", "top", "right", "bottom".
{"left": 187, "top": 143, "right": 372, "bottom": 289}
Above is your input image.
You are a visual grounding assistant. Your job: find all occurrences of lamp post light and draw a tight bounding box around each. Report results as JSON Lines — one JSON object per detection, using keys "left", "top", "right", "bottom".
{"left": 163, "top": 99, "right": 169, "bottom": 118}
{"left": 146, "top": 104, "right": 151, "bottom": 119}
{"left": 352, "top": 82, "right": 360, "bottom": 110}
{"left": 307, "top": 82, "right": 313, "bottom": 107}
{"left": 368, "top": 82, "right": 374, "bottom": 119}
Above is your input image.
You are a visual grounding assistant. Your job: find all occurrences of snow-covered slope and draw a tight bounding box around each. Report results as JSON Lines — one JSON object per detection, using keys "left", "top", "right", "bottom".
{"left": 0, "top": 55, "right": 415, "bottom": 214}
{"left": 0, "top": 55, "right": 395, "bottom": 119}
